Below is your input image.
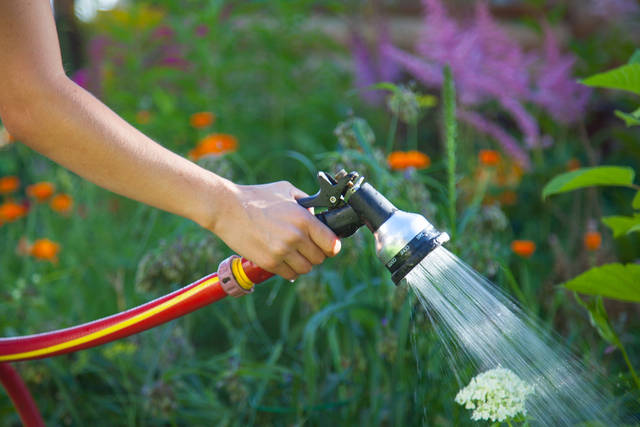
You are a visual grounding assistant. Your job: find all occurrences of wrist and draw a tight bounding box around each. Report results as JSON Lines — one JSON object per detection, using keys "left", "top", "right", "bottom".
{"left": 193, "top": 172, "right": 239, "bottom": 234}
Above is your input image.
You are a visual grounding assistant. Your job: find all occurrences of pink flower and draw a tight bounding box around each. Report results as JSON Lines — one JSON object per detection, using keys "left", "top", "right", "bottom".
{"left": 365, "top": 0, "right": 589, "bottom": 167}
{"left": 349, "top": 21, "right": 400, "bottom": 104}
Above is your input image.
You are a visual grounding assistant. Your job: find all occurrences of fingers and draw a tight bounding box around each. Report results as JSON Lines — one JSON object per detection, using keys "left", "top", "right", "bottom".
{"left": 288, "top": 183, "right": 340, "bottom": 257}
{"left": 298, "top": 238, "right": 326, "bottom": 265}
{"left": 307, "top": 218, "right": 341, "bottom": 257}
{"left": 285, "top": 250, "right": 313, "bottom": 275}
{"left": 268, "top": 252, "right": 312, "bottom": 281}
{"left": 270, "top": 263, "right": 298, "bottom": 281}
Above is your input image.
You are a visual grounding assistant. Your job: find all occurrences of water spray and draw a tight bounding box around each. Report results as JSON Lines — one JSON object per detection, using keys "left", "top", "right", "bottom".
{"left": 0, "top": 170, "right": 449, "bottom": 424}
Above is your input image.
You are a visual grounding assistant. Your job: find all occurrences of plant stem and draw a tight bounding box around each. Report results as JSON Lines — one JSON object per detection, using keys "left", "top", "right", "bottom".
{"left": 443, "top": 65, "right": 457, "bottom": 241}
{"left": 619, "top": 342, "right": 640, "bottom": 390}
{"left": 409, "top": 120, "right": 418, "bottom": 151}
{"left": 506, "top": 420, "right": 514, "bottom": 427}
{"left": 386, "top": 114, "right": 399, "bottom": 154}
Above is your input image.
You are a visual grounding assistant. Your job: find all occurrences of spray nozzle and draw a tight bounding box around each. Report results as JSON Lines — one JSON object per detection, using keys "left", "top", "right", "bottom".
{"left": 297, "top": 170, "right": 365, "bottom": 238}
{"left": 302, "top": 170, "right": 449, "bottom": 284}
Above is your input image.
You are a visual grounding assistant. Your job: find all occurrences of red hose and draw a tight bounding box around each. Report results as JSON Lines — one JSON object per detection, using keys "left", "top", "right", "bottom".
{"left": 0, "top": 272, "right": 227, "bottom": 362}
{"left": 240, "top": 257, "right": 275, "bottom": 283}
{"left": 0, "top": 256, "right": 275, "bottom": 424}
{"left": 0, "top": 258, "right": 275, "bottom": 362}
{"left": 0, "top": 363, "right": 45, "bottom": 427}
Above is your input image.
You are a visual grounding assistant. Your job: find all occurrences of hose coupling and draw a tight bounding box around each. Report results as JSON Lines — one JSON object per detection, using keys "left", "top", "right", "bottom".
{"left": 217, "top": 255, "right": 255, "bottom": 297}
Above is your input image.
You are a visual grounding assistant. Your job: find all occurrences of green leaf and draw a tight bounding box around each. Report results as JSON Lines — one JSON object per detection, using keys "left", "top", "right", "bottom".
{"left": 542, "top": 166, "right": 635, "bottom": 199}
{"left": 629, "top": 49, "right": 640, "bottom": 65}
{"left": 565, "top": 263, "right": 640, "bottom": 302}
{"left": 602, "top": 214, "right": 640, "bottom": 237}
{"left": 581, "top": 63, "right": 640, "bottom": 95}
{"left": 615, "top": 109, "right": 640, "bottom": 127}
{"left": 633, "top": 191, "right": 640, "bottom": 210}
{"left": 629, "top": 223, "right": 640, "bottom": 234}
{"left": 370, "top": 82, "right": 400, "bottom": 93}
{"left": 574, "top": 294, "right": 621, "bottom": 347}
{"left": 416, "top": 94, "right": 438, "bottom": 108}
{"left": 152, "top": 89, "right": 174, "bottom": 115}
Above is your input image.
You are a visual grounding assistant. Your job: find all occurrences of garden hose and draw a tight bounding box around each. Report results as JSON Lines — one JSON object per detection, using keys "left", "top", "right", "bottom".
{"left": 0, "top": 169, "right": 449, "bottom": 423}
{"left": 0, "top": 364, "right": 44, "bottom": 427}
{"left": 0, "top": 256, "right": 270, "bottom": 426}
{"left": 0, "top": 256, "right": 272, "bottom": 363}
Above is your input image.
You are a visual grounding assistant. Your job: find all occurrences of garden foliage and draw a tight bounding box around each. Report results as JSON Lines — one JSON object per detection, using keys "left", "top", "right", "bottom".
{"left": 1, "top": 0, "right": 640, "bottom": 424}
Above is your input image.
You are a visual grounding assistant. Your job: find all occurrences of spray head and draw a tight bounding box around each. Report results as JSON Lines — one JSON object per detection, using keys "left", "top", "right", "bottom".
{"left": 299, "top": 170, "right": 449, "bottom": 284}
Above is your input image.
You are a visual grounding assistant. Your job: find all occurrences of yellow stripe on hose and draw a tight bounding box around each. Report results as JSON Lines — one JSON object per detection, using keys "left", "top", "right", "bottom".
{"left": 0, "top": 276, "right": 220, "bottom": 362}
{"left": 232, "top": 257, "right": 254, "bottom": 290}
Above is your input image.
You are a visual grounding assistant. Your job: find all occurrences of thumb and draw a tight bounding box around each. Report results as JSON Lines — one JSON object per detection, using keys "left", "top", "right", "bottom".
{"left": 290, "top": 185, "right": 314, "bottom": 214}
{"left": 290, "top": 183, "right": 340, "bottom": 255}
{"left": 289, "top": 185, "right": 308, "bottom": 200}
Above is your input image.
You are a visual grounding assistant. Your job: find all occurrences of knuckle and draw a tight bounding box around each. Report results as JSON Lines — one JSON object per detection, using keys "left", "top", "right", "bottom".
{"left": 284, "top": 229, "right": 304, "bottom": 245}
{"left": 272, "top": 242, "right": 289, "bottom": 257}
{"left": 276, "top": 180, "right": 290, "bottom": 190}
{"left": 291, "top": 211, "right": 310, "bottom": 228}
{"left": 263, "top": 257, "right": 280, "bottom": 270}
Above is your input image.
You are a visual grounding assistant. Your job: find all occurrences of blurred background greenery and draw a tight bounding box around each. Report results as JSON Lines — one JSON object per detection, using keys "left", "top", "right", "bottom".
{"left": 1, "top": 0, "right": 640, "bottom": 425}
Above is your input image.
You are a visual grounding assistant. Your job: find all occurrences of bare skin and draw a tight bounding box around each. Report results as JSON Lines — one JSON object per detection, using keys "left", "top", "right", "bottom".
{"left": 0, "top": 0, "right": 340, "bottom": 280}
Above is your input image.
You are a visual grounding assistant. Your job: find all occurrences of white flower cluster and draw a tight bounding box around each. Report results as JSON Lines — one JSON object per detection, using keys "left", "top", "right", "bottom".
{"left": 455, "top": 367, "right": 534, "bottom": 422}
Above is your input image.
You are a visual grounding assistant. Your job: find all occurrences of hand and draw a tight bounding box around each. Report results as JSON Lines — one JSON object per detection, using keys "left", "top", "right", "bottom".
{"left": 210, "top": 180, "right": 341, "bottom": 280}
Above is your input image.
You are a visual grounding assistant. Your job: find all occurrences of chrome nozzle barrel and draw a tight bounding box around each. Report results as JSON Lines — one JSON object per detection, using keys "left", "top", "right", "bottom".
{"left": 304, "top": 170, "right": 449, "bottom": 284}
{"left": 373, "top": 211, "right": 449, "bottom": 284}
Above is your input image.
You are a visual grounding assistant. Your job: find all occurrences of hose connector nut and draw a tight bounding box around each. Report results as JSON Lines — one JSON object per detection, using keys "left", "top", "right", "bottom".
{"left": 217, "top": 255, "right": 254, "bottom": 297}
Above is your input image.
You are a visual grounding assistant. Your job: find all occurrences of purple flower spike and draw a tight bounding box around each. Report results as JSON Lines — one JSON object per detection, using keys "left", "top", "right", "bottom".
{"left": 348, "top": 21, "right": 401, "bottom": 105}
{"left": 354, "top": 0, "right": 589, "bottom": 167}
{"left": 458, "top": 110, "right": 530, "bottom": 168}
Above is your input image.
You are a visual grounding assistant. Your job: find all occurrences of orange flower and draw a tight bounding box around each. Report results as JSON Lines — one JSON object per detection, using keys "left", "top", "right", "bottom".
{"left": 567, "top": 158, "right": 581, "bottom": 171}
{"left": 189, "top": 112, "right": 215, "bottom": 129}
{"left": 584, "top": 231, "right": 602, "bottom": 251}
{"left": 0, "top": 176, "right": 20, "bottom": 195}
{"left": 0, "top": 201, "right": 28, "bottom": 222}
{"left": 387, "top": 150, "right": 431, "bottom": 170}
{"left": 136, "top": 110, "right": 152, "bottom": 125}
{"left": 27, "top": 182, "right": 55, "bottom": 202}
{"left": 511, "top": 240, "right": 536, "bottom": 258}
{"left": 479, "top": 150, "right": 501, "bottom": 167}
{"left": 189, "top": 133, "right": 237, "bottom": 160}
{"left": 30, "top": 238, "right": 60, "bottom": 262}
{"left": 50, "top": 193, "right": 74, "bottom": 214}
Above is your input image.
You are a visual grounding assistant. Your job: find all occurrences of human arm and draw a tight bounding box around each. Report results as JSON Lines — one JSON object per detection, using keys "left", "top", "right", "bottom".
{"left": 0, "top": 0, "right": 339, "bottom": 279}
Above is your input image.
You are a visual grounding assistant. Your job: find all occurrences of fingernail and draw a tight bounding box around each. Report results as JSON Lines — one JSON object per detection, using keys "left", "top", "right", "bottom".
{"left": 332, "top": 239, "right": 341, "bottom": 255}
{"left": 289, "top": 279, "right": 296, "bottom": 283}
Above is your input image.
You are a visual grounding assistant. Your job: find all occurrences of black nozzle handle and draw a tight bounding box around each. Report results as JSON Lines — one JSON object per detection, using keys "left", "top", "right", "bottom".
{"left": 315, "top": 206, "right": 363, "bottom": 238}
{"left": 297, "top": 198, "right": 363, "bottom": 238}
{"left": 348, "top": 183, "right": 397, "bottom": 232}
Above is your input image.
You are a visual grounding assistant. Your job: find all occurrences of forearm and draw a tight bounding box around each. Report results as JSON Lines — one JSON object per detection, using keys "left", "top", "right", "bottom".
{"left": 7, "top": 75, "right": 228, "bottom": 229}
{"left": 0, "top": 0, "right": 339, "bottom": 280}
